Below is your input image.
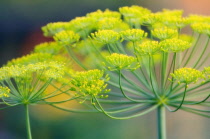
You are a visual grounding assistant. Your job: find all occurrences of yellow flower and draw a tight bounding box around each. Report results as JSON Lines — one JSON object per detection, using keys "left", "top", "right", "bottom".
{"left": 97, "top": 17, "right": 130, "bottom": 32}
{"left": 42, "top": 22, "right": 71, "bottom": 37}
{"left": 160, "top": 38, "right": 191, "bottom": 52}
{"left": 104, "top": 53, "right": 140, "bottom": 71}
{"left": 70, "top": 69, "right": 110, "bottom": 98}
{"left": 152, "top": 27, "right": 178, "bottom": 40}
{"left": 135, "top": 40, "right": 160, "bottom": 56}
{"left": 53, "top": 30, "right": 80, "bottom": 46}
{"left": 0, "top": 86, "right": 10, "bottom": 98}
{"left": 90, "top": 30, "right": 120, "bottom": 44}
{"left": 171, "top": 68, "right": 204, "bottom": 84}
{"left": 191, "top": 23, "right": 210, "bottom": 36}
{"left": 120, "top": 29, "right": 147, "bottom": 42}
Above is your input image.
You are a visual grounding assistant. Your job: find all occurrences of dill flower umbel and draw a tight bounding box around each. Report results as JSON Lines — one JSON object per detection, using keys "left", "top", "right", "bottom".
{"left": 152, "top": 27, "right": 178, "bottom": 40}
{"left": 135, "top": 40, "right": 160, "bottom": 55}
{"left": 171, "top": 68, "right": 204, "bottom": 84}
{"left": 70, "top": 69, "right": 110, "bottom": 100}
{"left": 90, "top": 30, "right": 120, "bottom": 44}
{"left": 104, "top": 53, "right": 140, "bottom": 71}
{"left": 54, "top": 30, "right": 80, "bottom": 46}
{"left": 120, "top": 29, "right": 147, "bottom": 42}
{"left": 1, "top": 5, "right": 210, "bottom": 139}
{"left": 160, "top": 38, "right": 191, "bottom": 52}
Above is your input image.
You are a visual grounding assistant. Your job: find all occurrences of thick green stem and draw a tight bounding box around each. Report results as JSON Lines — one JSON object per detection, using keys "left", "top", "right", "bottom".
{"left": 25, "top": 105, "right": 32, "bottom": 139}
{"left": 157, "top": 106, "right": 166, "bottom": 139}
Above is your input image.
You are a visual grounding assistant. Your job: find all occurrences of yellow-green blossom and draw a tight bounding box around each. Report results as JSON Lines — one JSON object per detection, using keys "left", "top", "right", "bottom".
{"left": 120, "top": 29, "right": 147, "bottom": 42}
{"left": 161, "top": 9, "right": 183, "bottom": 17}
{"left": 42, "top": 22, "right": 71, "bottom": 37}
{"left": 1, "top": 61, "right": 66, "bottom": 81}
{"left": 171, "top": 68, "right": 204, "bottom": 84}
{"left": 161, "top": 16, "right": 189, "bottom": 29}
{"left": 188, "top": 14, "right": 210, "bottom": 24}
{"left": 70, "top": 69, "right": 110, "bottom": 98}
{"left": 191, "top": 23, "right": 210, "bottom": 36}
{"left": 135, "top": 40, "right": 160, "bottom": 56}
{"left": 119, "top": 5, "right": 151, "bottom": 26}
{"left": 0, "top": 86, "right": 10, "bottom": 98}
{"left": 7, "top": 53, "right": 55, "bottom": 66}
{"left": 97, "top": 17, "right": 130, "bottom": 32}
{"left": 152, "top": 27, "right": 178, "bottom": 40}
{"left": 104, "top": 53, "right": 140, "bottom": 71}
{"left": 68, "top": 16, "right": 96, "bottom": 37}
{"left": 160, "top": 38, "right": 191, "bottom": 52}
{"left": 179, "top": 34, "right": 195, "bottom": 43}
{"left": 203, "top": 67, "right": 210, "bottom": 80}
{"left": 87, "top": 9, "right": 121, "bottom": 21}
{"left": 90, "top": 30, "right": 120, "bottom": 44}
{"left": 142, "top": 13, "right": 162, "bottom": 26}
{"left": 53, "top": 30, "right": 80, "bottom": 46}
{"left": 34, "top": 42, "right": 63, "bottom": 55}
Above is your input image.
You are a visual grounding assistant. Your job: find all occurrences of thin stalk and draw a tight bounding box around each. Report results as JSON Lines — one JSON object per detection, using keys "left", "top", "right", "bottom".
{"left": 157, "top": 106, "right": 166, "bottom": 139}
{"left": 183, "top": 33, "right": 201, "bottom": 66}
{"left": 25, "top": 105, "right": 32, "bottom": 139}
{"left": 193, "top": 36, "right": 210, "bottom": 68}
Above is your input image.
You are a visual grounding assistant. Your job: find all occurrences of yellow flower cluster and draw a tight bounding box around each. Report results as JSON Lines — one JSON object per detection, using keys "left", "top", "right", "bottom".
{"left": 120, "top": 29, "right": 147, "bottom": 42}
{"left": 41, "top": 22, "right": 70, "bottom": 37}
{"left": 70, "top": 69, "right": 110, "bottom": 98}
{"left": 6, "top": 53, "right": 55, "bottom": 66}
{"left": 97, "top": 17, "right": 130, "bottom": 32}
{"left": 0, "top": 61, "right": 66, "bottom": 81}
{"left": 142, "top": 13, "right": 162, "bottom": 26}
{"left": 34, "top": 42, "right": 63, "bottom": 55}
{"left": 53, "top": 30, "right": 80, "bottom": 46}
{"left": 91, "top": 30, "right": 120, "bottom": 44}
{"left": 203, "top": 67, "right": 210, "bottom": 80}
{"left": 104, "top": 53, "right": 140, "bottom": 70}
{"left": 119, "top": 5, "right": 151, "bottom": 26}
{"left": 188, "top": 14, "right": 210, "bottom": 24}
{"left": 0, "top": 86, "right": 10, "bottom": 98}
{"left": 152, "top": 27, "right": 178, "bottom": 40}
{"left": 86, "top": 9, "right": 121, "bottom": 21}
{"left": 171, "top": 67, "right": 204, "bottom": 84}
{"left": 191, "top": 23, "right": 210, "bottom": 36}
{"left": 160, "top": 38, "right": 191, "bottom": 52}
{"left": 68, "top": 16, "right": 96, "bottom": 38}
{"left": 135, "top": 40, "right": 160, "bottom": 56}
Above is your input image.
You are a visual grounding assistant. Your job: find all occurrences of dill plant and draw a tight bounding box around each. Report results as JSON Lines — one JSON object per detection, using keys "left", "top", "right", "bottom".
{"left": 0, "top": 5, "right": 210, "bottom": 139}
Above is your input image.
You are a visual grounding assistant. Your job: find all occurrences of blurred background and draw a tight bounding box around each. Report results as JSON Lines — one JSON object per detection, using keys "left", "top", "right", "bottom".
{"left": 0, "top": 0, "right": 209, "bottom": 139}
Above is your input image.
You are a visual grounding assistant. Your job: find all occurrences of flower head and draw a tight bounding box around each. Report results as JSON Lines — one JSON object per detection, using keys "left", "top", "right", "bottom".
{"left": 191, "top": 23, "right": 210, "bottom": 36}
{"left": 87, "top": 9, "right": 121, "bottom": 21}
{"left": 103, "top": 53, "right": 140, "bottom": 71}
{"left": 34, "top": 42, "right": 64, "bottom": 55}
{"left": 68, "top": 16, "right": 96, "bottom": 38}
{"left": 160, "top": 38, "right": 191, "bottom": 52}
{"left": 53, "top": 30, "right": 80, "bottom": 46}
{"left": 152, "top": 27, "right": 178, "bottom": 40}
{"left": 70, "top": 69, "right": 110, "bottom": 98}
{"left": 203, "top": 67, "right": 210, "bottom": 80}
{"left": 97, "top": 17, "right": 130, "bottom": 32}
{"left": 119, "top": 5, "right": 151, "bottom": 26}
{"left": 90, "top": 30, "right": 120, "bottom": 44}
{"left": 120, "top": 29, "right": 147, "bottom": 42}
{"left": 135, "top": 40, "right": 160, "bottom": 56}
{"left": 0, "top": 86, "right": 10, "bottom": 98}
{"left": 171, "top": 68, "right": 204, "bottom": 84}
{"left": 42, "top": 22, "right": 71, "bottom": 37}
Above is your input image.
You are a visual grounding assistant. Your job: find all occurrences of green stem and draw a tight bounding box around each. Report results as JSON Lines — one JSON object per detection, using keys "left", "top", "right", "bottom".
{"left": 157, "top": 106, "right": 166, "bottom": 139}
{"left": 25, "top": 105, "right": 32, "bottom": 139}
